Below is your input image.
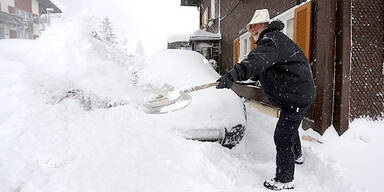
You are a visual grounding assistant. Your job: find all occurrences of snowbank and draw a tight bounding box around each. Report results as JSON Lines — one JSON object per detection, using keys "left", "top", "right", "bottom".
{"left": 300, "top": 119, "right": 384, "bottom": 191}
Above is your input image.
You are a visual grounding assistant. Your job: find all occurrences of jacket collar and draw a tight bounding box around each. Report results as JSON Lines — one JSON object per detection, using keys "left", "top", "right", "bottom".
{"left": 256, "top": 20, "right": 285, "bottom": 43}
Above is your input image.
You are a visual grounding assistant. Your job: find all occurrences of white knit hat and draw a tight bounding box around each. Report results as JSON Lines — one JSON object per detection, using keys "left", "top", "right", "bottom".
{"left": 247, "top": 9, "right": 270, "bottom": 31}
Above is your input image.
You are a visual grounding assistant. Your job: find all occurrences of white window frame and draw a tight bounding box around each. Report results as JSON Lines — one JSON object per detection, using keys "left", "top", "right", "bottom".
{"left": 238, "top": 32, "right": 251, "bottom": 62}
{"left": 211, "top": 0, "right": 216, "bottom": 19}
{"left": 271, "top": 7, "right": 295, "bottom": 40}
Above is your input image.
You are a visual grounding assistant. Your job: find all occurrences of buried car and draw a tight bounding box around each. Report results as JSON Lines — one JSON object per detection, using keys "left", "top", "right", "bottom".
{"left": 58, "top": 49, "right": 247, "bottom": 149}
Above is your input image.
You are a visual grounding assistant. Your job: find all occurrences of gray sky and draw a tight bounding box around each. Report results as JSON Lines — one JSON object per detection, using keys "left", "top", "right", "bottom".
{"left": 53, "top": 0, "right": 199, "bottom": 54}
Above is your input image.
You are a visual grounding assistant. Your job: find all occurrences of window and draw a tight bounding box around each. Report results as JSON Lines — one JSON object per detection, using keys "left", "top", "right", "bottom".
{"left": 15, "top": 8, "right": 32, "bottom": 20}
{"left": 239, "top": 32, "right": 251, "bottom": 61}
{"left": 286, "top": 18, "right": 294, "bottom": 39}
{"left": 0, "top": 27, "right": 4, "bottom": 39}
{"left": 17, "top": 28, "right": 25, "bottom": 38}
{"left": 211, "top": 0, "right": 215, "bottom": 19}
{"left": 271, "top": 7, "right": 295, "bottom": 40}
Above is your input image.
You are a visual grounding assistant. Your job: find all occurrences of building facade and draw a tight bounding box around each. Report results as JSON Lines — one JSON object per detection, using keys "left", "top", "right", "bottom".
{"left": 182, "top": 0, "right": 384, "bottom": 135}
{"left": 0, "top": 0, "right": 61, "bottom": 39}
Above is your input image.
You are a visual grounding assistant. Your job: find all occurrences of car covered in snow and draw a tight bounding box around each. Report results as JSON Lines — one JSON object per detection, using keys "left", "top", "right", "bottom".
{"left": 137, "top": 50, "right": 247, "bottom": 148}
{"left": 56, "top": 47, "right": 246, "bottom": 148}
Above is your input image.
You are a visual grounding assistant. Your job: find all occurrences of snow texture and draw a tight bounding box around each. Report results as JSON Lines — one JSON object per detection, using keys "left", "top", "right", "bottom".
{"left": 0, "top": 15, "right": 383, "bottom": 192}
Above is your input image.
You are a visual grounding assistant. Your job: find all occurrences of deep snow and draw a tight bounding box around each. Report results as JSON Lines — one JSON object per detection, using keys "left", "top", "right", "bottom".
{"left": 0, "top": 17, "right": 383, "bottom": 192}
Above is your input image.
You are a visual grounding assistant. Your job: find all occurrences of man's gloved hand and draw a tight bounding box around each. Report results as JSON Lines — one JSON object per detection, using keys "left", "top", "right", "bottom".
{"left": 216, "top": 73, "right": 234, "bottom": 89}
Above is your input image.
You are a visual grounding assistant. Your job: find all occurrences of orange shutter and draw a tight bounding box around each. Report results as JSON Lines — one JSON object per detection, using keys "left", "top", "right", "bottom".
{"left": 202, "top": 7, "right": 209, "bottom": 28}
{"left": 294, "top": 1, "right": 312, "bottom": 60}
{"left": 233, "top": 38, "right": 240, "bottom": 66}
{"left": 250, "top": 35, "right": 257, "bottom": 50}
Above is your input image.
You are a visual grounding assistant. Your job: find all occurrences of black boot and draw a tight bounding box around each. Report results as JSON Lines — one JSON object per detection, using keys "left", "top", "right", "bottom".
{"left": 264, "top": 178, "right": 295, "bottom": 191}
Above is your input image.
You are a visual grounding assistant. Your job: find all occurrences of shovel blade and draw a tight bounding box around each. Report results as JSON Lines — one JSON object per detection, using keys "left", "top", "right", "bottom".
{"left": 142, "top": 92, "right": 192, "bottom": 114}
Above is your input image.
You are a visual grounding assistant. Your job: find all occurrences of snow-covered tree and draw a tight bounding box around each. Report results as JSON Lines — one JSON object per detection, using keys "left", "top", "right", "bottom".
{"left": 99, "top": 17, "right": 116, "bottom": 44}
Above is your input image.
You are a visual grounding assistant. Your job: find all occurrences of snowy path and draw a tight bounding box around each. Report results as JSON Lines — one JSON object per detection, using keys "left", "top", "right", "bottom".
{"left": 214, "top": 105, "right": 355, "bottom": 192}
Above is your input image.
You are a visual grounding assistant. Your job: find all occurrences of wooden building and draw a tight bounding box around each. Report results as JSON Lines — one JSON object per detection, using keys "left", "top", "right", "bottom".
{"left": 0, "top": 0, "right": 61, "bottom": 39}
{"left": 181, "top": 0, "right": 384, "bottom": 135}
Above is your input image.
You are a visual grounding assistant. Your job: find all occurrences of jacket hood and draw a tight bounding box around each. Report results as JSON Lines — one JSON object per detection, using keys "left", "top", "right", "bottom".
{"left": 257, "top": 20, "right": 285, "bottom": 41}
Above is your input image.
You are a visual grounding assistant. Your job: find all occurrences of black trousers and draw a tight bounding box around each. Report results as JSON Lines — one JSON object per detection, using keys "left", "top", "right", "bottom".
{"left": 274, "top": 105, "right": 310, "bottom": 182}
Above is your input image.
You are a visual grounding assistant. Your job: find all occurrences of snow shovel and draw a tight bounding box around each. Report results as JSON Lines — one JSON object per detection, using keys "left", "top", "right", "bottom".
{"left": 142, "top": 82, "right": 219, "bottom": 114}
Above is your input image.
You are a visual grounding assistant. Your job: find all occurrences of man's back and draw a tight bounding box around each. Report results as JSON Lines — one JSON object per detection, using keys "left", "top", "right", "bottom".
{"left": 256, "top": 21, "right": 316, "bottom": 108}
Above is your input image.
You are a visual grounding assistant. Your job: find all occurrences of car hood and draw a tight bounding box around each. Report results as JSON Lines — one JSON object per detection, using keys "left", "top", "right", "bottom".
{"left": 137, "top": 50, "right": 246, "bottom": 131}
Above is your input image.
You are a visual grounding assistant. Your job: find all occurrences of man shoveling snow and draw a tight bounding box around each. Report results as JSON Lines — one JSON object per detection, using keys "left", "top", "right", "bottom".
{"left": 216, "top": 9, "right": 316, "bottom": 190}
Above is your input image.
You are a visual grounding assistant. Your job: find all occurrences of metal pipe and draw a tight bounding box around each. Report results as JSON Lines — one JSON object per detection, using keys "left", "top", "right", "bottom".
{"left": 218, "top": 0, "right": 221, "bottom": 34}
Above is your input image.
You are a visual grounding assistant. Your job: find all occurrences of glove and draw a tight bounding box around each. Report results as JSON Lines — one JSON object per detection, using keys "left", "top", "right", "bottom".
{"left": 216, "top": 73, "right": 234, "bottom": 89}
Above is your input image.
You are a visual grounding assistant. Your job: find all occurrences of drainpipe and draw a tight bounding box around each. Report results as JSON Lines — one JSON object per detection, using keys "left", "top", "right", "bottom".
{"left": 218, "top": 0, "right": 221, "bottom": 34}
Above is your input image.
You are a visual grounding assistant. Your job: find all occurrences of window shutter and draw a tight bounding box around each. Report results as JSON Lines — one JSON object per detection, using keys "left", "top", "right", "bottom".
{"left": 233, "top": 37, "right": 240, "bottom": 66}
{"left": 294, "top": 1, "right": 312, "bottom": 60}
{"left": 202, "top": 7, "right": 209, "bottom": 28}
{"left": 250, "top": 35, "right": 257, "bottom": 50}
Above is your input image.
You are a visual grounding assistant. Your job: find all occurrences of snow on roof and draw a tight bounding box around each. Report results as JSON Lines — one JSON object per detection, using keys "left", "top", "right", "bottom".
{"left": 189, "top": 30, "right": 221, "bottom": 41}
{"left": 167, "top": 34, "right": 190, "bottom": 43}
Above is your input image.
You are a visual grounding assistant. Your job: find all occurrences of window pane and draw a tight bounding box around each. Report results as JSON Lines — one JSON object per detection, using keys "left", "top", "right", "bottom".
{"left": 286, "top": 18, "right": 294, "bottom": 40}
{"left": 0, "top": 28, "right": 4, "bottom": 39}
{"left": 211, "top": 0, "right": 215, "bottom": 19}
{"left": 243, "top": 39, "right": 247, "bottom": 56}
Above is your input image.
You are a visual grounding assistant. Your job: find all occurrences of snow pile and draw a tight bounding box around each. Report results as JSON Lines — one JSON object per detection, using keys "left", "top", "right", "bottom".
{"left": 301, "top": 119, "right": 384, "bottom": 191}
{"left": 24, "top": 16, "right": 141, "bottom": 100}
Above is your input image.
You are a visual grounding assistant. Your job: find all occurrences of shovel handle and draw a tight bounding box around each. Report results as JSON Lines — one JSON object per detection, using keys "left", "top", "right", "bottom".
{"left": 183, "top": 82, "right": 220, "bottom": 94}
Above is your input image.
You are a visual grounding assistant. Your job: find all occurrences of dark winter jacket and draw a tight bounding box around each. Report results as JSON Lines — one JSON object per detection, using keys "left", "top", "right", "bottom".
{"left": 229, "top": 20, "right": 316, "bottom": 108}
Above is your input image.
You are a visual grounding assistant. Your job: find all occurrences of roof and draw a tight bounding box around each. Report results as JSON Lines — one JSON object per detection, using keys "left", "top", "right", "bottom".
{"left": 167, "top": 33, "right": 190, "bottom": 43}
{"left": 189, "top": 30, "right": 221, "bottom": 41}
{"left": 38, "top": 0, "right": 62, "bottom": 15}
